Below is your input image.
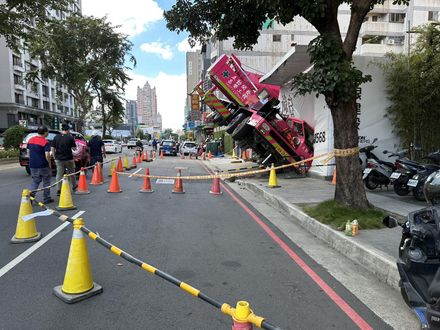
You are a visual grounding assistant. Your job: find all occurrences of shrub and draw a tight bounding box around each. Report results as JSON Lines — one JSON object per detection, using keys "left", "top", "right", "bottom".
{"left": 3, "top": 125, "right": 27, "bottom": 149}
{"left": 0, "top": 149, "right": 19, "bottom": 159}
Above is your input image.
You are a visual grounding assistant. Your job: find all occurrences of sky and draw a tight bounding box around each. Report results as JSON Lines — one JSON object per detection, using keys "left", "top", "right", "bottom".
{"left": 82, "top": 0, "right": 200, "bottom": 130}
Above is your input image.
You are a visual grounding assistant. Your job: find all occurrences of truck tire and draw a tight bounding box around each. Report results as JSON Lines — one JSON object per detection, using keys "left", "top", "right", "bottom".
{"left": 231, "top": 117, "right": 251, "bottom": 140}
{"left": 226, "top": 114, "right": 246, "bottom": 134}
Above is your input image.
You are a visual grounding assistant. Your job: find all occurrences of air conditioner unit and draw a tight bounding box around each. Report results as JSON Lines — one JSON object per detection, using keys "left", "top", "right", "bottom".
{"left": 387, "top": 39, "right": 395, "bottom": 45}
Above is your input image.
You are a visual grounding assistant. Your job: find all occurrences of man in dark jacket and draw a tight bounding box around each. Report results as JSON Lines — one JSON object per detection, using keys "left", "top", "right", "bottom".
{"left": 28, "top": 126, "right": 54, "bottom": 203}
{"left": 51, "top": 123, "right": 77, "bottom": 195}
{"left": 88, "top": 135, "right": 106, "bottom": 166}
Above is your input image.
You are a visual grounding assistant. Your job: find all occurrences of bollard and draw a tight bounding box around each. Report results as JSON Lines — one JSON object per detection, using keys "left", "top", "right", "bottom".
{"left": 11, "top": 189, "right": 42, "bottom": 243}
{"left": 53, "top": 218, "right": 103, "bottom": 303}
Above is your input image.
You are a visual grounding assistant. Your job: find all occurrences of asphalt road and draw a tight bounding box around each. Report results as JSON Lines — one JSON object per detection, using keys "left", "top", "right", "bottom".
{"left": 0, "top": 152, "right": 391, "bottom": 329}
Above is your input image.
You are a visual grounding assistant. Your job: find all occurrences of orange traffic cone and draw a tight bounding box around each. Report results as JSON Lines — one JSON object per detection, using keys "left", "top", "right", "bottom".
{"left": 153, "top": 151, "right": 156, "bottom": 160}
{"left": 332, "top": 168, "right": 337, "bottom": 185}
{"left": 202, "top": 152, "right": 206, "bottom": 161}
{"left": 209, "top": 173, "right": 222, "bottom": 195}
{"left": 144, "top": 150, "right": 150, "bottom": 162}
{"left": 160, "top": 150, "right": 164, "bottom": 159}
{"left": 90, "top": 163, "right": 103, "bottom": 185}
{"left": 97, "top": 162, "right": 104, "bottom": 184}
{"left": 139, "top": 168, "right": 154, "bottom": 193}
{"left": 107, "top": 171, "right": 122, "bottom": 193}
{"left": 241, "top": 150, "right": 247, "bottom": 161}
{"left": 137, "top": 152, "right": 142, "bottom": 164}
{"left": 132, "top": 156, "right": 137, "bottom": 169}
{"left": 75, "top": 168, "right": 90, "bottom": 194}
{"left": 208, "top": 151, "right": 212, "bottom": 159}
{"left": 172, "top": 169, "right": 185, "bottom": 194}
{"left": 116, "top": 157, "right": 124, "bottom": 172}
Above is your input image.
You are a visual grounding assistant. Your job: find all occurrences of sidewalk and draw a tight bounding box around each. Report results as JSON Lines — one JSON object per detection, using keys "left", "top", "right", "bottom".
{"left": 205, "top": 156, "right": 428, "bottom": 290}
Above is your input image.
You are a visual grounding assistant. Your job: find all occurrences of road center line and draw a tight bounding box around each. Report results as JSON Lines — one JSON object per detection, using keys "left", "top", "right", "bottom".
{"left": 0, "top": 222, "right": 70, "bottom": 278}
{"left": 200, "top": 162, "right": 373, "bottom": 330}
{"left": 129, "top": 167, "right": 143, "bottom": 177}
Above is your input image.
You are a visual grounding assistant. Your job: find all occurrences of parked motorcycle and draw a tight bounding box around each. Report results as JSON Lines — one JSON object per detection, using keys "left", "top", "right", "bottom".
{"left": 411, "top": 152, "right": 440, "bottom": 201}
{"left": 383, "top": 174, "right": 440, "bottom": 329}
{"left": 360, "top": 139, "right": 396, "bottom": 190}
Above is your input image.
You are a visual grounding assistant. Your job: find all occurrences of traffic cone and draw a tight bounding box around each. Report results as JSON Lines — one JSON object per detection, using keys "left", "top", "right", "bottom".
{"left": 132, "top": 155, "right": 137, "bottom": 169}
{"left": 116, "top": 157, "right": 124, "bottom": 172}
{"left": 209, "top": 173, "right": 222, "bottom": 195}
{"left": 97, "top": 162, "right": 104, "bottom": 184}
{"left": 142, "top": 151, "right": 147, "bottom": 162}
{"left": 268, "top": 163, "right": 280, "bottom": 188}
{"left": 75, "top": 168, "right": 90, "bottom": 194}
{"left": 160, "top": 150, "right": 164, "bottom": 159}
{"left": 332, "top": 168, "right": 337, "bottom": 185}
{"left": 172, "top": 169, "right": 185, "bottom": 194}
{"left": 90, "top": 163, "right": 103, "bottom": 185}
{"left": 241, "top": 150, "right": 247, "bottom": 161}
{"left": 107, "top": 171, "right": 122, "bottom": 193}
{"left": 123, "top": 155, "right": 131, "bottom": 170}
{"left": 232, "top": 148, "right": 238, "bottom": 159}
{"left": 108, "top": 160, "right": 116, "bottom": 177}
{"left": 137, "top": 152, "right": 142, "bottom": 164}
{"left": 144, "top": 150, "right": 150, "bottom": 162}
{"left": 139, "top": 168, "right": 154, "bottom": 193}
{"left": 53, "top": 218, "right": 103, "bottom": 304}
{"left": 10, "top": 189, "right": 41, "bottom": 243}
{"left": 57, "top": 175, "right": 77, "bottom": 211}
{"left": 202, "top": 152, "right": 206, "bottom": 161}
{"left": 150, "top": 150, "right": 154, "bottom": 161}
{"left": 208, "top": 151, "right": 212, "bottom": 159}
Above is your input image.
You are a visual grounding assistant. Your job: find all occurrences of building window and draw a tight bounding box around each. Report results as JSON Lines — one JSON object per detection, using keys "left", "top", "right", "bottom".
{"left": 389, "top": 13, "right": 405, "bottom": 23}
{"left": 43, "top": 101, "right": 50, "bottom": 110}
{"left": 27, "top": 97, "right": 39, "bottom": 108}
{"left": 428, "top": 11, "right": 439, "bottom": 21}
{"left": 15, "top": 92, "right": 24, "bottom": 104}
{"left": 372, "top": 16, "right": 378, "bottom": 22}
{"left": 188, "top": 61, "right": 193, "bottom": 75}
{"left": 12, "top": 55, "right": 22, "bottom": 67}
{"left": 13, "top": 73, "right": 23, "bottom": 85}
{"left": 291, "top": 34, "right": 295, "bottom": 41}
{"left": 273, "top": 34, "right": 282, "bottom": 42}
{"left": 42, "top": 85, "right": 49, "bottom": 97}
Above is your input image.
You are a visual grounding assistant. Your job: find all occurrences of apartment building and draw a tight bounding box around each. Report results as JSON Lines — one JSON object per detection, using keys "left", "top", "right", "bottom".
{"left": 125, "top": 100, "right": 138, "bottom": 135}
{"left": 0, "top": 0, "right": 82, "bottom": 132}
{"left": 136, "top": 81, "right": 162, "bottom": 131}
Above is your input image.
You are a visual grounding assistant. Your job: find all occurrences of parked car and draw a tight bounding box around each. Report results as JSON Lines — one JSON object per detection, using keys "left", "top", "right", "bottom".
{"left": 103, "top": 139, "right": 122, "bottom": 153}
{"left": 160, "top": 140, "right": 177, "bottom": 156}
{"left": 180, "top": 141, "right": 198, "bottom": 156}
{"left": 127, "top": 138, "right": 139, "bottom": 149}
{"left": 19, "top": 130, "right": 89, "bottom": 175}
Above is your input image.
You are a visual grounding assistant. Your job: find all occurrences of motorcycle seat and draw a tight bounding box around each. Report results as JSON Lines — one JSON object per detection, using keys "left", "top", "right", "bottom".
{"left": 428, "top": 268, "right": 440, "bottom": 300}
{"left": 378, "top": 160, "right": 395, "bottom": 168}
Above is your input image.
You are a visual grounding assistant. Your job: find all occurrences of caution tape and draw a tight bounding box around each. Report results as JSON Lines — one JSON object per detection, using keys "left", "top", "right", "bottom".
{"left": 28, "top": 196, "right": 281, "bottom": 330}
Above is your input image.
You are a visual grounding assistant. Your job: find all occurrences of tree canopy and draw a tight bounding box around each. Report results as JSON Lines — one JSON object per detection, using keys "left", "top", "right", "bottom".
{"left": 28, "top": 14, "right": 135, "bottom": 129}
{"left": 0, "top": 0, "right": 72, "bottom": 51}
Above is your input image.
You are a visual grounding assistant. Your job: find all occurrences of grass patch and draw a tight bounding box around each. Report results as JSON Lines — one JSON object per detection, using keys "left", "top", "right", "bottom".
{"left": 303, "top": 200, "right": 386, "bottom": 230}
{"left": 0, "top": 149, "right": 19, "bottom": 159}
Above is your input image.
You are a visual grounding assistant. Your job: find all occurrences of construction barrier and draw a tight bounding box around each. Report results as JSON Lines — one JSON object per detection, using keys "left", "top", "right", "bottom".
{"left": 27, "top": 196, "right": 281, "bottom": 330}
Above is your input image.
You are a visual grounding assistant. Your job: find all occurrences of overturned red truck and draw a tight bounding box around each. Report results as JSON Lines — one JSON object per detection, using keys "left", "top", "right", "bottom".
{"left": 195, "top": 54, "right": 314, "bottom": 173}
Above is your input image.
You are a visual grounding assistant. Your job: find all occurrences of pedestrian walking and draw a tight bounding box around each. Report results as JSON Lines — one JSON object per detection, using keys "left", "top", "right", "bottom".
{"left": 51, "top": 123, "right": 77, "bottom": 195}
{"left": 152, "top": 139, "right": 157, "bottom": 152}
{"left": 88, "top": 134, "right": 106, "bottom": 167}
{"left": 28, "top": 126, "right": 54, "bottom": 204}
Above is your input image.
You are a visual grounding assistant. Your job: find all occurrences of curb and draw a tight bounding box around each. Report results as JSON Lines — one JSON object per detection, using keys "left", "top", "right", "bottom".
{"left": 0, "top": 157, "right": 18, "bottom": 164}
{"left": 237, "top": 179, "right": 400, "bottom": 291}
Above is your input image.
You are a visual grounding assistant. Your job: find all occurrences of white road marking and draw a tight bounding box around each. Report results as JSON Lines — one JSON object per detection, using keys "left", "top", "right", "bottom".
{"left": 129, "top": 167, "right": 143, "bottom": 178}
{"left": 0, "top": 222, "right": 70, "bottom": 278}
{"left": 71, "top": 210, "right": 85, "bottom": 219}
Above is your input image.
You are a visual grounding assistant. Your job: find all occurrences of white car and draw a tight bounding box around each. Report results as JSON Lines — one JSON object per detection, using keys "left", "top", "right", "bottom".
{"left": 180, "top": 141, "right": 198, "bottom": 156}
{"left": 127, "top": 138, "right": 139, "bottom": 149}
{"left": 103, "top": 139, "right": 122, "bottom": 153}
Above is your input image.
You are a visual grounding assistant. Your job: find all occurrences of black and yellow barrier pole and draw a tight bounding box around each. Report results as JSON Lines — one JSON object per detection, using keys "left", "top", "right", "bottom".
{"left": 29, "top": 196, "right": 281, "bottom": 330}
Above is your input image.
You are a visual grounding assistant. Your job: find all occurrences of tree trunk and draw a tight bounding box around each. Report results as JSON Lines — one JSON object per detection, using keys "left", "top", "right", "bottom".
{"left": 330, "top": 98, "right": 370, "bottom": 208}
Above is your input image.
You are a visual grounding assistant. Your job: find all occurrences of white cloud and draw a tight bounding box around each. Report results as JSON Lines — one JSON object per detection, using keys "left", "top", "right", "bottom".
{"left": 125, "top": 72, "right": 186, "bottom": 130}
{"left": 82, "top": 0, "right": 163, "bottom": 37}
{"left": 140, "top": 42, "right": 173, "bottom": 60}
{"left": 177, "top": 38, "right": 202, "bottom": 53}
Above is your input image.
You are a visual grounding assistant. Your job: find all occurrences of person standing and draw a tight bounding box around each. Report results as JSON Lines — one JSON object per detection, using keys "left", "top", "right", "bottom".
{"left": 51, "top": 123, "right": 77, "bottom": 195}
{"left": 88, "top": 134, "right": 106, "bottom": 167}
{"left": 152, "top": 139, "right": 157, "bottom": 152}
{"left": 28, "top": 126, "right": 54, "bottom": 203}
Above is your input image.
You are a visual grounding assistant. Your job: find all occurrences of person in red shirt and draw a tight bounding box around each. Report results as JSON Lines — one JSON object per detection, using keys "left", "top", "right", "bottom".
{"left": 28, "top": 126, "right": 54, "bottom": 203}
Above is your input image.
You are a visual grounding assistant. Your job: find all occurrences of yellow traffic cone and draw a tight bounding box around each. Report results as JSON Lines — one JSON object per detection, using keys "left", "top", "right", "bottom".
{"left": 108, "top": 160, "right": 115, "bottom": 177}
{"left": 53, "top": 218, "right": 103, "bottom": 303}
{"left": 56, "top": 175, "right": 77, "bottom": 211}
{"left": 231, "top": 148, "right": 237, "bottom": 159}
{"left": 11, "top": 189, "right": 42, "bottom": 243}
{"left": 268, "top": 163, "right": 280, "bottom": 188}
{"left": 123, "top": 155, "right": 131, "bottom": 170}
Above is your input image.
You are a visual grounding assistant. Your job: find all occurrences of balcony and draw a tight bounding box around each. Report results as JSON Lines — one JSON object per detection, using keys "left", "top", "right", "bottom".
{"left": 361, "top": 22, "right": 405, "bottom": 36}
{"left": 360, "top": 43, "right": 404, "bottom": 55}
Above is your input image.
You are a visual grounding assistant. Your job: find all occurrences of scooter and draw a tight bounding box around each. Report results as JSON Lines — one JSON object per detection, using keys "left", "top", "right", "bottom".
{"left": 411, "top": 152, "right": 440, "bottom": 201}
{"left": 383, "top": 206, "right": 440, "bottom": 329}
{"left": 360, "top": 139, "right": 396, "bottom": 190}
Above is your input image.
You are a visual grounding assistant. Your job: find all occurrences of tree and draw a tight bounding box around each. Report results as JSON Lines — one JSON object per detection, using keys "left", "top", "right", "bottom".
{"left": 165, "top": 0, "right": 409, "bottom": 208}
{"left": 0, "top": 0, "right": 71, "bottom": 51}
{"left": 96, "top": 89, "right": 125, "bottom": 137}
{"left": 380, "top": 23, "right": 440, "bottom": 155}
{"left": 28, "top": 14, "right": 135, "bottom": 131}
{"left": 136, "top": 128, "right": 145, "bottom": 140}
{"left": 162, "top": 128, "right": 174, "bottom": 140}
{"left": 3, "top": 125, "right": 27, "bottom": 149}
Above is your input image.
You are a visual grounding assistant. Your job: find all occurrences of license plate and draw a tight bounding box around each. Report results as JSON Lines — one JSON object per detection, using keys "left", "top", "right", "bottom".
{"left": 390, "top": 172, "right": 401, "bottom": 179}
{"left": 407, "top": 179, "right": 419, "bottom": 187}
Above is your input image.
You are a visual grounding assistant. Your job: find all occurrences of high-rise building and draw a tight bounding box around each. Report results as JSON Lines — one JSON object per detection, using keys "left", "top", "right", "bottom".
{"left": 136, "top": 81, "right": 161, "bottom": 130}
{"left": 0, "top": 1, "right": 82, "bottom": 132}
{"left": 185, "top": 51, "right": 202, "bottom": 128}
{"left": 125, "top": 100, "right": 138, "bottom": 135}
